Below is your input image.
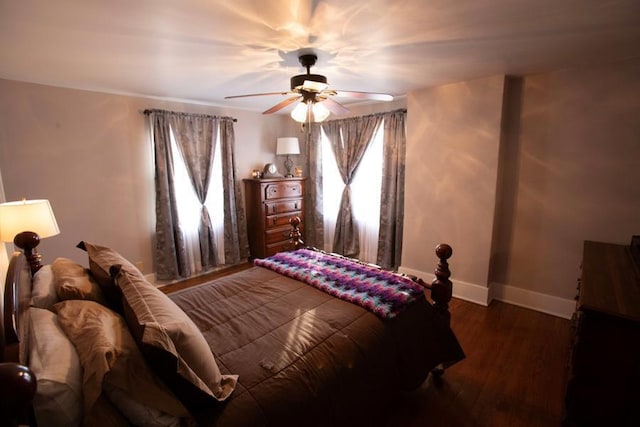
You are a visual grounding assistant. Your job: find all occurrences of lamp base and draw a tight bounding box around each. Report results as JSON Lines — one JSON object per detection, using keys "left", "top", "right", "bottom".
{"left": 14, "top": 231, "right": 43, "bottom": 275}
{"left": 284, "top": 155, "right": 294, "bottom": 178}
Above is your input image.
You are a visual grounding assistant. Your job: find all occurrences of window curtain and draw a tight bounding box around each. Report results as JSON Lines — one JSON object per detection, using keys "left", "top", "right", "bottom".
{"left": 147, "top": 109, "right": 247, "bottom": 280}
{"left": 302, "top": 124, "right": 324, "bottom": 249}
{"left": 377, "top": 110, "right": 407, "bottom": 270}
{"left": 169, "top": 114, "right": 218, "bottom": 270}
{"left": 218, "top": 119, "right": 249, "bottom": 265}
{"left": 323, "top": 115, "right": 383, "bottom": 258}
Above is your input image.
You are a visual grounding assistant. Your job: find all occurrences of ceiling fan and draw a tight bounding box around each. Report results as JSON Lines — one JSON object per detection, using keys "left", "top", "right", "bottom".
{"left": 225, "top": 53, "right": 393, "bottom": 123}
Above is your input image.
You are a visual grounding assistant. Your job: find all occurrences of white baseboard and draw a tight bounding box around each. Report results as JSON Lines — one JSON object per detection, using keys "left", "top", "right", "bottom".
{"left": 490, "top": 283, "right": 575, "bottom": 319}
{"left": 398, "top": 266, "right": 575, "bottom": 319}
{"left": 398, "top": 266, "right": 491, "bottom": 306}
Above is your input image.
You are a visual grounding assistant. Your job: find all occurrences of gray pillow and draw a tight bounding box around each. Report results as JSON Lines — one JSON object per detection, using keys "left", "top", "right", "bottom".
{"left": 112, "top": 266, "right": 238, "bottom": 412}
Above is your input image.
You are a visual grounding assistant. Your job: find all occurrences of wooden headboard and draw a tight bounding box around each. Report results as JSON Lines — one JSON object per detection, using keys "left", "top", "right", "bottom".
{"left": 2, "top": 251, "right": 32, "bottom": 364}
{"left": 0, "top": 251, "right": 37, "bottom": 426}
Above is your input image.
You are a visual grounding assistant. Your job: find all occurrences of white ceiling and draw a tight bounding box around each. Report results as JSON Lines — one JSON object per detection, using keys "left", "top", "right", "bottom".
{"left": 1, "top": 0, "right": 639, "bottom": 114}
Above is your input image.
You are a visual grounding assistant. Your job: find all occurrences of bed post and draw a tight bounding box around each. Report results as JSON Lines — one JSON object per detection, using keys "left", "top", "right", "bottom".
{"left": 289, "top": 216, "right": 304, "bottom": 250}
{"left": 431, "top": 244, "right": 453, "bottom": 324}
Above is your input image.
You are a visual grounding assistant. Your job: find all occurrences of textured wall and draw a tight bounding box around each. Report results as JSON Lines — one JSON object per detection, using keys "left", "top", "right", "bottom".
{"left": 0, "top": 79, "right": 282, "bottom": 273}
{"left": 404, "top": 75, "right": 506, "bottom": 288}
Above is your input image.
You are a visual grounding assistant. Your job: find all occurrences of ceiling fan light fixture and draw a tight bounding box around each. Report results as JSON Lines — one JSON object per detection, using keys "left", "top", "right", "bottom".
{"left": 290, "top": 100, "right": 330, "bottom": 123}
{"left": 312, "top": 101, "right": 330, "bottom": 122}
{"left": 291, "top": 102, "right": 309, "bottom": 122}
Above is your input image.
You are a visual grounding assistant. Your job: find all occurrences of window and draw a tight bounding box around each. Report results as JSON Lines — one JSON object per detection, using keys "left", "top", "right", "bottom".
{"left": 321, "top": 122, "right": 383, "bottom": 263}
{"left": 169, "top": 127, "right": 225, "bottom": 273}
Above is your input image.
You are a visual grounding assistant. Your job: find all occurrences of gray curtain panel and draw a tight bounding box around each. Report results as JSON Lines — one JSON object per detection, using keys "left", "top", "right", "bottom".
{"left": 323, "top": 115, "right": 383, "bottom": 258}
{"left": 376, "top": 110, "right": 407, "bottom": 271}
{"left": 302, "top": 124, "right": 324, "bottom": 249}
{"left": 147, "top": 109, "right": 246, "bottom": 280}
{"left": 219, "top": 119, "right": 249, "bottom": 264}
{"left": 149, "top": 111, "right": 188, "bottom": 279}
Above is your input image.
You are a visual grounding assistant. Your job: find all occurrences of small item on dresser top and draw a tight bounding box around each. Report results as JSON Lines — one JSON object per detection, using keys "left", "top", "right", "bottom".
{"left": 262, "top": 162, "right": 282, "bottom": 178}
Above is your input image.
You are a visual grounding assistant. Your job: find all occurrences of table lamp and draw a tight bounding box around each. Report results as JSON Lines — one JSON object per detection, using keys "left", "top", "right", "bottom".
{"left": 276, "top": 137, "right": 300, "bottom": 178}
{"left": 0, "top": 199, "right": 60, "bottom": 275}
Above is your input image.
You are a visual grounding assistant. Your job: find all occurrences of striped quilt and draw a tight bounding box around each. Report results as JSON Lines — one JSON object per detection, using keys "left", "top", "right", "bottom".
{"left": 253, "top": 248, "right": 425, "bottom": 319}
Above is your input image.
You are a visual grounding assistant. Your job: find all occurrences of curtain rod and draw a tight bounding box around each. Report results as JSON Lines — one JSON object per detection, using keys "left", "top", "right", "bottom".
{"left": 143, "top": 108, "right": 237, "bottom": 122}
{"left": 322, "top": 108, "right": 407, "bottom": 124}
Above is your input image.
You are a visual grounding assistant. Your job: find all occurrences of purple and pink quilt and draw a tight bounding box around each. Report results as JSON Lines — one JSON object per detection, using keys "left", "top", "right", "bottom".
{"left": 254, "top": 248, "right": 426, "bottom": 319}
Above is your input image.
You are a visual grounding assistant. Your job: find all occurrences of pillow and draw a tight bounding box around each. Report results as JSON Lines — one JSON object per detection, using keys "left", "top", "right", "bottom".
{"left": 104, "top": 382, "right": 181, "bottom": 427}
{"left": 76, "top": 241, "right": 142, "bottom": 310}
{"left": 112, "top": 266, "right": 238, "bottom": 412}
{"left": 51, "top": 257, "right": 106, "bottom": 304}
{"left": 28, "top": 307, "right": 82, "bottom": 427}
{"left": 54, "top": 300, "right": 189, "bottom": 426}
{"left": 30, "top": 265, "right": 58, "bottom": 310}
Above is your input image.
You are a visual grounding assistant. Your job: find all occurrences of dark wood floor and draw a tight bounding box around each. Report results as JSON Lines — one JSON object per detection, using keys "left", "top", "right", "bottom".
{"left": 387, "top": 299, "right": 572, "bottom": 427}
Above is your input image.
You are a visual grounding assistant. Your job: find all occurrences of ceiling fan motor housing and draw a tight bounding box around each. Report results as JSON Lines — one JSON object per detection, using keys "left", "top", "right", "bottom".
{"left": 290, "top": 73, "right": 327, "bottom": 90}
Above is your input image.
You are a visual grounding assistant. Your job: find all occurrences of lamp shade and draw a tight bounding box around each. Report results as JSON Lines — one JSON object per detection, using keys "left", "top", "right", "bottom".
{"left": 0, "top": 199, "right": 60, "bottom": 242}
{"left": 276, "top": 137, "right": 300, "bottom": 155}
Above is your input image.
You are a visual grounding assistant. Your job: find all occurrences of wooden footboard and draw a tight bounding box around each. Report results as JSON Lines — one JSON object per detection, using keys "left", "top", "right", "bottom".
{"left": 425, "top": 244, "right": 454, "bottom": 324}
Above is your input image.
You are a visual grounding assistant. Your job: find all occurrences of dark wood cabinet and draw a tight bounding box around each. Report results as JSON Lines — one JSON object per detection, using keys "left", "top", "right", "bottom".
{"left": 243, "top": 177, "right": 305, "bottom": 259}
{"left": 563, "top": 240, "right": 640, "bottom": 426}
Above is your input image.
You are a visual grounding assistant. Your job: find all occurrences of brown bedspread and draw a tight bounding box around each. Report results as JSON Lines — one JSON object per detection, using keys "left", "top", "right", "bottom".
{"left": 169, "top": 266, "right": 464, "bottom": 427}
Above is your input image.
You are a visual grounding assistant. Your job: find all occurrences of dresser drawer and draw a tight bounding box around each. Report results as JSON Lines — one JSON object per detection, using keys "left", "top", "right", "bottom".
{"left": 265, "top": 211, "right": 302, "bottom": 229}
{"left": 264, "top": 182, "right": 303, "bottom": 200}
{"left": 266, "top": 240, "right": 295, "bottom": 257}
{"left": 265, "top": 225, "right": 304, "bottom": 244}
{"left": 265, "top": 199, "right": 302, "bottom": 215}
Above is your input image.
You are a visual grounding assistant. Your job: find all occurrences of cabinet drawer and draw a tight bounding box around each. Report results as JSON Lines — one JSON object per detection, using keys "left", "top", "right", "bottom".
{"left": 264, "top": 182, "right": 303, "bottom": 200}
{"left": 266, "top": 240, "right": 295, "bottom": 257}
{"left": 265, "top": 225, "right": 304, "bottom": 244}
{"left": 265, "top": 199, "right": 302, "bottom": 215}
{"left": 265, "top": 212, "right": 302, "bottom": 229}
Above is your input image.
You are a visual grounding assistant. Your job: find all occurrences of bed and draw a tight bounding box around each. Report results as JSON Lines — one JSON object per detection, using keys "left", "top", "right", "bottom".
{"left": 0, "top": 235, "right": 464, "bottom": 427}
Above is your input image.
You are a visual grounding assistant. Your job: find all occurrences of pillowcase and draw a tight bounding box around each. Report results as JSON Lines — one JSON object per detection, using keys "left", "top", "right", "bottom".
{"left": 28, "top": 307, "right": 82, "bottom": 427}
{"left": 112, "top": 266, "right": 238, "bottom": 412}
{"left": 76, "top": 241, "right": 142, "bottom": 310}
{"left": 104, "top": 383, "right": 181, "bottom": 427}
{"left": 54, "top": 300, "right": 188, "bottom": 426}
{"left": 51, "top": 257, "right": 106, "bottom": 304}
{"left": 30, "top": 265, "right": 58, "bottom": 310}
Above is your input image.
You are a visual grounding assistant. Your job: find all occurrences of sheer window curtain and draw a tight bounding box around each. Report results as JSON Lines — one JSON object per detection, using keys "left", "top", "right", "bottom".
{"left": 319, "top": 109, "right": 407, "bottom": 269}
{"left": 147, "top": 109, "right": 247, "bottom": 281}
{"left": 169, "top": 128, "right": 225, "bottom": 274}
{"left": 322, "top": 125, "right": 383, "bottom": 263}
{"left": 322, "top": 115, "right": 383, "bottom": 259}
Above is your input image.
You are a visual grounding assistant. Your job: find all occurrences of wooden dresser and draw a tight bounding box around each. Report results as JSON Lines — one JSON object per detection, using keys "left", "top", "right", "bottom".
{"left": 243, "top": 177, "right": 305, "bottom": 259}
{"left": 563, "top": 240, "right": 640, "bottom": 426}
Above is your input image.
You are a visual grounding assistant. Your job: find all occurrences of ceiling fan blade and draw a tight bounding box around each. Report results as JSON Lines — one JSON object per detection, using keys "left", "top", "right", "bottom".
{"left": 333, "top": 90, "right": 393, "bottom": 101}
{"left": 262, "top": 96, "right": 303, "bottom": 114}
{"left": 320, "top": 97, "right": 350, "bottom": 115}
{"left": 225, "top": 91, "right": 291, "bottom": 99}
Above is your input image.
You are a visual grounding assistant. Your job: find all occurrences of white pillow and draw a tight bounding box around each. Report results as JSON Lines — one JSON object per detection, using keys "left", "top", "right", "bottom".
{"left": 30, "top": 265, "right": 58, "bottom": 310}
{"left": 104, "top": 383, "right": 181, "bottom": 427}
{"left": 29, "top": 307, "right": 83, "bottom": 427}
